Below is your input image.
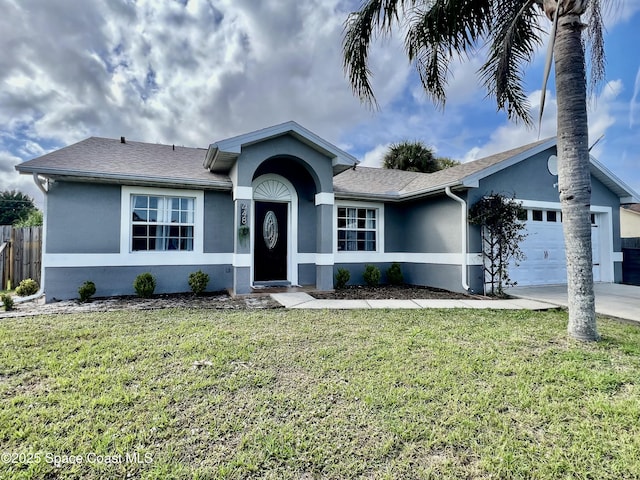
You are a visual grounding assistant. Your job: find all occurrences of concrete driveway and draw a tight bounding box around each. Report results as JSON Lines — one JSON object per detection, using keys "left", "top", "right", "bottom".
{"left": 508, "top": 283, "right": 640, "bottom": 323}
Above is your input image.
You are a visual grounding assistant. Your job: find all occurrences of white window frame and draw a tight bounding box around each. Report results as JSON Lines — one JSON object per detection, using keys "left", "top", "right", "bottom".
{"left": 334, "top": 201, "right": 384, "bottom": 258}
{"left": 120, "top": 186, "right": 204, "bottom": 258}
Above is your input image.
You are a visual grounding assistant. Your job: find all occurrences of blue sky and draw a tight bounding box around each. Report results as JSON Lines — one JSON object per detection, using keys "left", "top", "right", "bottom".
{"left": 1, "top": 0, "right": 639, "bottom": 207}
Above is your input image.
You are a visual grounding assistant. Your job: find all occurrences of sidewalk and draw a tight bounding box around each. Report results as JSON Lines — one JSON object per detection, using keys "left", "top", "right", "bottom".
{"left": 270, "top": 292, "right": 558, "bottom": 310}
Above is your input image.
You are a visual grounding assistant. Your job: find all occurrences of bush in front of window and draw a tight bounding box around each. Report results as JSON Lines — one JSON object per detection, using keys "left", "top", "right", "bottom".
{"left": 188, "top": 270, "right": 210, "bottom": 295}
{"left": 335, "top": 268, "right": 350, "bottom": 289}
{"left": 78, "top": 281, "right": 97, "bottom": 303}
{"left": 363, "top": 265, "right": 381, "bottom": 287}
{"left": 15, "top": 278, "right": 39, "bottom": 297}
{"left": 1, "top": 294, "right": 14, "bottom": 311}
{"left": 133, "top": 272, "right": 156, "bottom": 298}
{"left": 386, "top": 262, "right": 403, "bottom": 285}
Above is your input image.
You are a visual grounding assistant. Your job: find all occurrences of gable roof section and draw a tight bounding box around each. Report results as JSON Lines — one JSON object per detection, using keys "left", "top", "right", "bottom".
{"left": 335, "top": 137, "right": 639, "bottom": 202}
{"left": 204, "top": 121, "right": 358, "bottom": 175}
{"left": 16, "top": 137, "right": 232, "bottom": 190}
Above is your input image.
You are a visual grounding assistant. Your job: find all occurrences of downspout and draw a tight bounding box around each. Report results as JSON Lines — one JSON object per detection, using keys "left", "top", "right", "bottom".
{"left": 12, "top": 174, "right": 48, "bottom": 304}
{"left": 445, "top": 186, "right": 471, "bottom": 292}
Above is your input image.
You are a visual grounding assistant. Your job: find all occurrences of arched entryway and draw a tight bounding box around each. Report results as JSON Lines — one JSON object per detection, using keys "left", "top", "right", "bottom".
{"left": 252, "top": 174, "right": 298, "bottom": 285}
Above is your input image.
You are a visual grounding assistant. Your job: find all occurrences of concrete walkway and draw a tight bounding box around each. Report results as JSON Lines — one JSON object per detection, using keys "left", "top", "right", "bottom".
{"left": 270, "top": 292, "right": 558, "bottom": 311}
{"left": 508, "top": 283, "right": 640, "bottom": 323}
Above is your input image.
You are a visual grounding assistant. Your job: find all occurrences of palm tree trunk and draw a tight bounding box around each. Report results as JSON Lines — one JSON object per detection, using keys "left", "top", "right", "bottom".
{"left": 554, "top": 12, "right": 599, "bottom": 341}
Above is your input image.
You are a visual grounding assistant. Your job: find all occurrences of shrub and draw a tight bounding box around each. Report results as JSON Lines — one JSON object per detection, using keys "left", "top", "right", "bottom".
{"left": 15, "top": 278, "right": 38, "bottom": 296}
{"left": 188, "top": 270, "right": 210, "bottom": 295}
{"left": 1, "top": 294, "right": 14, "bottom": 311}
{"left": 386, "top": 262, "right": 404, "bottom": 285}
{"left": 133, "top": 273, "right": 156, "bottom": 298}
{"left": 335, "top": 268, "right": 350, "bottom": 289}
{"left": 78, "top": 281, "right": 97, "bottom": 303}
{"left": 363, "top": 265, "right": 381, "bottom": 287}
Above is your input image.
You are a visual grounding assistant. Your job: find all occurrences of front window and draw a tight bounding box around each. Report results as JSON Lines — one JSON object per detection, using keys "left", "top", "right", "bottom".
{"left": 131, "top": 195, "right": 195, "bottom": 251}
{"left": 337, "top": 206, "right": 377, "bottom": 251}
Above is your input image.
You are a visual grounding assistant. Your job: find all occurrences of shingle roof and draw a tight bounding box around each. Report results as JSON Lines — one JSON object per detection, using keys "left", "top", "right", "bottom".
{"left": 16, "top": 137, "right": 232, "bottom": 189}
{"left": 623, "top": 204, "right": 640, "bottom": 214}
{"left": 334, "top": 138, "right": 555, "bottom": 199}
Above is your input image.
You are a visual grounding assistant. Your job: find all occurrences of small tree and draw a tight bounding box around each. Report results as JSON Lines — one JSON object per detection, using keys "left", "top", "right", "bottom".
{"left": 469, "top": 194, "right": 527, "bottom": 296}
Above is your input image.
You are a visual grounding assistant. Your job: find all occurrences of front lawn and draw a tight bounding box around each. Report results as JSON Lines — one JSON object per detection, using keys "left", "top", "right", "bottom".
{"left": 1, "top": 309, "right": 639, "bottom": 479}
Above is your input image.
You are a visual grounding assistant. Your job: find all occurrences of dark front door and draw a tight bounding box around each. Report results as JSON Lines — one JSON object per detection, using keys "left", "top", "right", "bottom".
{"left": 254, "top": 201, "right": 288, "bottom": 281}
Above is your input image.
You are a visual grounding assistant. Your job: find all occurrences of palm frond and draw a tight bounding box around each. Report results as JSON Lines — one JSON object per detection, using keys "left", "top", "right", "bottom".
{"left": 585, "top": 0, "right": 606, "bottom": 94}
{"left": 404, "top": 0, "right": 492, "bottom": 107}
{"left": 479, "top": 1, "right": 543, "bottom": 125}
{"left": 342, "top": 0, "right": 407, "bottom": 107}
{"left": 539, "top": 0, "right": 562, "bottom": 132}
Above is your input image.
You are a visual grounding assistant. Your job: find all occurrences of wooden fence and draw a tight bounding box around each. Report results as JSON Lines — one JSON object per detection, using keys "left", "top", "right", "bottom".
{"left": 622, "top": 237, "right": 640, "bottom": 286}
{"left": 0, "top": 226, "right": 42, "bottom": 290}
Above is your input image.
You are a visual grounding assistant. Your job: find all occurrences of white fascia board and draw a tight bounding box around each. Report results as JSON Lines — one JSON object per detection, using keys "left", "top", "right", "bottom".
{"left": 210, "top": 121, "right": 358, "bottom": 170}
{"left": 461, "top": 138, "right": 557, "bottom": 187}
{"left": 15, "top": 168, "right": 232, "bottom": 190}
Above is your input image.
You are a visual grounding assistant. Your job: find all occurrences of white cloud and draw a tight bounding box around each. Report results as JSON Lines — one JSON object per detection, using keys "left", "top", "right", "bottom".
{"left": 463, "top": 81, "right": 624, "bottom": 162}
{"left": 360, "top": 143, "right": 391, "bottom": 168}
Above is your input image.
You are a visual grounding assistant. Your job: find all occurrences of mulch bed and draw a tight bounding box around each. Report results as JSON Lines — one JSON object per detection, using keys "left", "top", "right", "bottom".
{"left": 312, "top": 284, "right": 482, "bottom": 300}
{"left": 1, "top": 285, "right": 484, "bottom": 318}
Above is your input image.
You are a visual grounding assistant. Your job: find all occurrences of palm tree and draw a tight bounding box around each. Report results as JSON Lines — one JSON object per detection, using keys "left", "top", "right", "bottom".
{"left": 343, "top": 0, "right": 607, "bottom": 341}
{"left": 383, "top": 140, "right": 459, "bottom": 173}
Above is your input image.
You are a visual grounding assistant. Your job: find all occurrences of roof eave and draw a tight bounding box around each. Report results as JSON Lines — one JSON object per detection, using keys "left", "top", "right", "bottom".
{"left": 206, "top": 121, "right": 358, "bottom": 173}
{"left": 16, "top": 166, "right": 233, "bottom": 191}
{"left": 460, "top": 138, "right": 557, "bottom": 187}
{"left": 589, "top": 156, "right": 640, "bottom": 203}
{"left": 335, "top": 181, "right": 466, "bottom": 203}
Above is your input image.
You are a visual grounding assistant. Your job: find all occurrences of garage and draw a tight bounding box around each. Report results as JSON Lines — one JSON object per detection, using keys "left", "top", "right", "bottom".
{"left": 509, "top": 208, "right": 601, "bottom": 286}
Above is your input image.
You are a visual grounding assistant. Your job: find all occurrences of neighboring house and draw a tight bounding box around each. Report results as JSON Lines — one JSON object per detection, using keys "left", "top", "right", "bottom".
{"left": 621, "top": 204, "right": 640, "bottom": 238}
{"left": 16, "top": 121, "right": 639, "bottom": 301}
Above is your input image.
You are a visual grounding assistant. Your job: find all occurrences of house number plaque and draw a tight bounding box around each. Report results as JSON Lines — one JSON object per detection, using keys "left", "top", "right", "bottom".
{"left": 263, "top": 211, "right": 278, "bottom": 250}
{"left": 240, "top": 203, "right": 247, "bottom": 226}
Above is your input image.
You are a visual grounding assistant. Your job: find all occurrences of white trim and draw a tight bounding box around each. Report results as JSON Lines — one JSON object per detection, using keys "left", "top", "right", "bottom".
{"left": 613, "top": 252, "right": 623, "bottom": 262}
{"left": 233, "top": 254, "right": 252, "bottom": 268}
{"left": 334, "top": 200, "right": 385, "bottom": 254}
{"left": 44, "top": 251, "right": 484, "bottom": 269}
{"left": 209, "top": 121, "right": 358, "bottom": 169}
{"left": 44, "top": 252, "right": 233, "bottom": 268}
{"left": 121, "top": 186, "right": 204, "bottom": 256}
{"left": 333, "top": 252, "right": 483, "bottom": 266}
{"left": 315, "top": 192, "right": 335, "bottom": 206}
{"left": 233, "top": 186, "right": 253, "bottom": 200}
{"left": 252, "top": 174, "right": 299, "bottom": 286}
{"left": 315, "top": 254, "right": 335, "bottom": 265}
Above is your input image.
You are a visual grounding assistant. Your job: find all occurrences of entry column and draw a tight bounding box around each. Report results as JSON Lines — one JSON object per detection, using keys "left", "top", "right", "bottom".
{"left": 315, "top": 192, "right": 335, "bottom": 291}
{"left": 233, "top": 186, "right": 252, "bottom": 294}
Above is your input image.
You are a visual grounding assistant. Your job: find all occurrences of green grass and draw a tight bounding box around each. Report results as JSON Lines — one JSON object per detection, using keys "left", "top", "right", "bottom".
{"left": 1, "top": 308, "right": 639, "bottom": 479}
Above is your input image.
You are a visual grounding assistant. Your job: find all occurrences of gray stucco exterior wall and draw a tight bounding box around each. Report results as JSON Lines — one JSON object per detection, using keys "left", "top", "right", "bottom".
{"left": 398, "top": 197, "right": 462, "bottom": 253}
{"left": 45, "top": 265, "right": 232, "bottom": 301}
{"left": 204, "top": 191, "right": 234, "bottom": 253}
{"left": 47, "top": 181, "right": 121, "bottom": 253}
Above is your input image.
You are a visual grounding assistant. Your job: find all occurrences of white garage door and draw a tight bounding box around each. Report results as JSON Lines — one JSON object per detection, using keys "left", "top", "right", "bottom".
{"left": 509, "top": 209, "right": 601, "bottom": 286}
